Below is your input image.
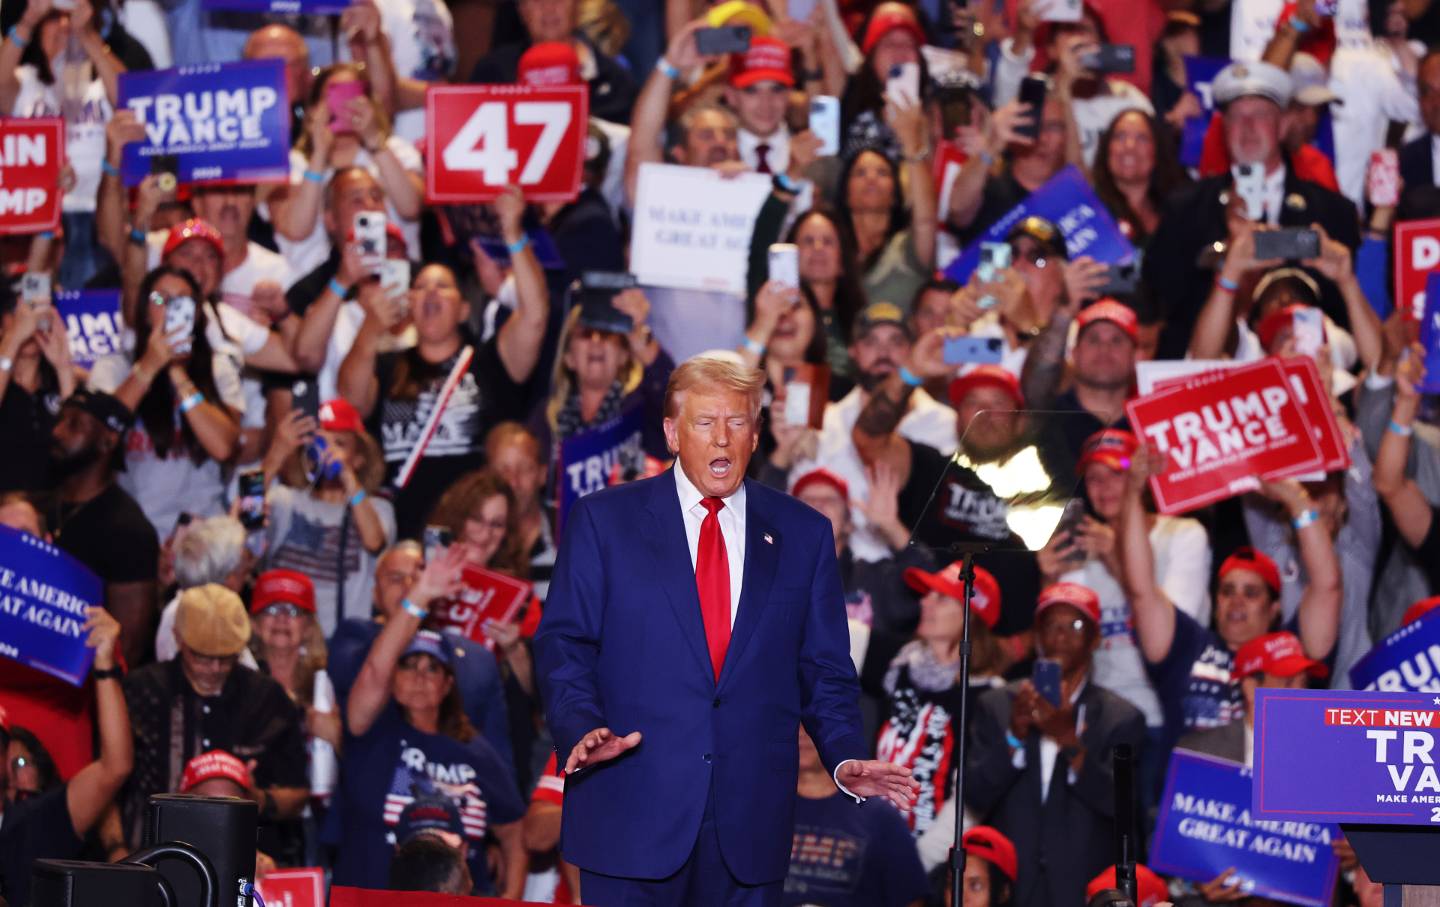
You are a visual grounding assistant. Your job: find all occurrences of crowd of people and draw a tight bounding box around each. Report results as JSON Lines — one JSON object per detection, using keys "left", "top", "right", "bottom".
{"left": 0, "top": 0, "right": 1438, "bottom": 903}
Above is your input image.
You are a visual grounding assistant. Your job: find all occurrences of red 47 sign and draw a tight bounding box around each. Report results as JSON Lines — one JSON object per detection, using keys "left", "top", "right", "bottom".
{"left": 426, "top": 85, "right": 588, "bottom": 203}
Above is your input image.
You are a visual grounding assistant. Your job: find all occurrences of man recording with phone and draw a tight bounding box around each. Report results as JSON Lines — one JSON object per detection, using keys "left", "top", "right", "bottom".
{"left": 1145, "top": 60, "right": 1359, "bottom": 360}
{"left": 965, "top": 582, "right": 1144, "bottom": 907}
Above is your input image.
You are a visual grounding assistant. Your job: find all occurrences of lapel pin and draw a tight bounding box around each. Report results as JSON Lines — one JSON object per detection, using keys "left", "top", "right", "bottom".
{"left": 763, "top": 533, "right": 774, "bottom": 545}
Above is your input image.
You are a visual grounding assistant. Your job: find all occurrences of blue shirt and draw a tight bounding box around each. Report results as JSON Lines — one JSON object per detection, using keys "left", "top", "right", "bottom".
{"left": 783, "top": 792, "right": 928, "bottom": 907}
{"left": 328, "top": 705, "right": 525, "bottom": 892}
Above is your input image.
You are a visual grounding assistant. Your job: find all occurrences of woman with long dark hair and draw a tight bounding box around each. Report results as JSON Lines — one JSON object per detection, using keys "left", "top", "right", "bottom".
{"left": 89, "top": 265, "right": 241, "bottom": 534}
{"left": 839, "top": 1, "right": 930, "bottom": 160}
{"left": 0, "top": 263, "right": 77, "bottom": 491}
{"left": 835, "top": 129, "right": 938, "bottom": 313}
{"left": 1090, "top": 109, "right": 1189, "bottom": 247}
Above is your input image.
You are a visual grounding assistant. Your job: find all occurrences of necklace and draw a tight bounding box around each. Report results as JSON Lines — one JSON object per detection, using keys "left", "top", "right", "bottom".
{"left": 52, "top": 487, "right": 103, "bottom": 541}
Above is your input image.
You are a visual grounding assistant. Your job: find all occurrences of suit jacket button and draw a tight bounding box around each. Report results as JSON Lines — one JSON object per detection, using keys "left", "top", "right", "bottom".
{"left": 703, "top": 753, "right": 713, "bottom": 762}
{"left": 712, "top": 698, "right": 721, "bottom": 708}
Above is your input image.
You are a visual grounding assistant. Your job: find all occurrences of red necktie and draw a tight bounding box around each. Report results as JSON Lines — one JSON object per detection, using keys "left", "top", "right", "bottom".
{"left": 696, "top": 497, "right": 732, "bottom": 679}
{"left": 754, "top": 143, "right": 772, "bottom": 174}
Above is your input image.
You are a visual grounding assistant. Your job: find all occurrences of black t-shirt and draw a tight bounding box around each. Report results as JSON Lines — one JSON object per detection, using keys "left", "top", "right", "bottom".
{"left": 0, "top": 382, "right": 60, "bottom": 493}
{"left": 1418, "top": 510, "right": 1440, "bottom": 592}
{"left": 900, "top": 442, "right": 1041, "bottom": 635}
{"left": 49, "top": 483, "right": 159, "bottom": 585}
{"left": 370, "top": 335, "right": 525, "bottom": 537}
{"left": 955, "top": 167, "right": 1032, "bottom": 247}
{"left": 286, "top": 250, "right": 341, "bottom": 317}
{"left": 0, "top": 785, "right": 81, "bottom": 907}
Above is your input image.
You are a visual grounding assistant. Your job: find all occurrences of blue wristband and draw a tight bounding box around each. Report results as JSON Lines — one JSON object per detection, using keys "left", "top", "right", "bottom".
{"left": 772, "top": 171, "right": 800, "bottom": 194}
{"left": 327, "top": 277, "right": 348, "bottom": 298}
{"left": 1290, "top": 15, "right": 1310, "bottom": 32}
{"left": 655, "top": 56, "right": 680, "bottom": 80}
{"left": 741, "top": 336, "right": 766, "bottom": 357}
{"left": 101, "top": 160, "right": 120, "bottom": 178}
{"left": 1006, "top": 730, "right": 1023, "bottom": 750}
{"left": 303, "top": 168, "right": 326, "bottom": 184}
{"left": 37, "top": 231, "right": 54, "bottom": 241}
{"left": 1389, "top": 419, "right": 1415, "bottom": 437}
{"left": 348, "top": 489, "right": 367, "bottom": 508}
{"left": 898, "top": 366, "right": 924, "bottom": 388}
{"left": 506, "top": 234, "right": 530, "bottom": 256}
{"left": 1215, "top": 274, "right": 1239, "bottom": 293}
{"left": 128, "top": 227, "right": 146, "bottom": 246}
{"left": 178, "top": 392, "right": 204, "bottom": 414}
{"left": 401, "top": 598, "right": 428, "bottom": 619}
{"left": 7, "top": 26, "right": 26, "bottom": 50}
{"left": 1292, "top": 508, "right": 1320, "bottom": 531}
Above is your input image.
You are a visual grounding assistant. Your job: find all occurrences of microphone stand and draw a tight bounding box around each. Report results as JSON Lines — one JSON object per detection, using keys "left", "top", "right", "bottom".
{"left": 947, "top": 543, "right": 987, "bottom": 907}
{"left": 1114, "top": 744, "right": 1138, "bottom": 900}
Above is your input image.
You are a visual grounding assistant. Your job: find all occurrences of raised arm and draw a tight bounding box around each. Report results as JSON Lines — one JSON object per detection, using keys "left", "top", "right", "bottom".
{"left": 74, "top": 0, "right": 125, "bottom": 106}
{"left": 1373, "top": 344, "right": 1434, "bottom": 547}
{"left": 1260, "top": 479, "right": 1341, "bottom": 658}
{"left": 346, "top": 545, "right": 466, "bottom": 737}
{"left": 1116, "top": 445, "right": 1178, "bottom": 664}
{"left": 1308, "top": 223, "right": 1381, "bottom": 371}
{"left": 0, "top": 0, "right": 49, "bottom": 113}
{"left": 66, "top": 608, "right": 134, "bottom": 836}
{"left": 492, "top": 186, "right": 548, "bottom": 384}
{"left": 624, "top": 19, "right": 708, "bottom": 208}
{"left": 892, "top": 100, "right": 936, "bottom": 271}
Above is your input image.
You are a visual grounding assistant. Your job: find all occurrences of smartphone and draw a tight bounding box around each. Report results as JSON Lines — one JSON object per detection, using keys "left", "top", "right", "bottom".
{"left": 353, "top": 211, "right": 387, "bottom": 272}
{"left": 291, "top": 377, "right": 320, "bottom": 420}
{"left": 1033, "top": 658, "right": 1063, "bottom": 707}
{"left": 781, "top": 364, "right": 829, "bottom": 428}
{"left": 975, "top": 241, "right": 1012, "bottom": 310}
{"left": 1368, "top": 148, "right": 1400, "bottom": 209}
{"left": 1233, "top": 163, "right": 1266, "bottom": 221}
{"left": 422, "top": 525, "right": 453, "bottom": 564}
{"left": 376, "top": 258, "right": 410, "bottom": 308}
{"left": 1094, "top": 256, "right": 1142, "bottom": 298}
{"left": 1052, "top": 498, "right": 1088, "bottom": 566}
{"left": 304, "top": 434, "right": 341, "bottom": 483}
{"left": 1253, "top": 227, "right": 1320, "bottom": 261}
{"left": 694, "top": 25, "right": 752, "bottom": 56}
{"left": 808, "top": 96, "right": 841, "bottom": 157}
{"left": 886, "top": 61, "right": 921, "bottom": 108}
{"left": 580, "top": 270, "right": 638, "bottom": 292}
{"left": 326, "top": 80, "right": 365, "bottom": 135}
{"left": 1080, "top": 43, "right": 1136, "bottom": 74}
{"left": 1016, "top": 75, "right": 1049, "bottom": 142}
{"left": 1031, "top": 0, "right": 1081, "bottom": 21}
{"left": 1292, "top": 306, "right": 1325, "bottom": 356}
{"left": 943, "top": 336, "right": 1004, "bottom": 365}
{"left": 150, "top": 152, "right": 179, "bottom": 193}
{"left": 163, "top": 295, "right": 196, "bottom": 356}
{"left": 937, "top": 82, "right": 975, "bottom": 141}
{"left": 237, "top": 468, "right": 266, "bottom": 531}
{"left": 767, "top": 243, "right": 800, "bottom": 289}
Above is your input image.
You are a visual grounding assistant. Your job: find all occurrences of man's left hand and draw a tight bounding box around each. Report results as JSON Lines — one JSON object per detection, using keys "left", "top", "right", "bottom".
{"left": 834, "top": 760, "right": 919, "bottom": 810}
{"left": 83, "top": 606, "right": 120, "bottom": 671}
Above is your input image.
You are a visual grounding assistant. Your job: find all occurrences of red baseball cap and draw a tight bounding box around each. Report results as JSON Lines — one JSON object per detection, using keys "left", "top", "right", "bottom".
{"left": 1077, "top": 429, "right": 1139, "bottom": 474}
{"left": 179, "top": 750, "right": 253, "bottom": 793}
{"left": 1085, "top": 865, "right": 1168, "bottom": 907}
{"left": 860, "top": 2, "right": 925, "bottom": 55}
{"left": 948, "top": 365, "right": 1025, "bottom": 410}
{"left": 518, "top": 41, "right": 582, "bottom": 87}
{"left": 1233, "top": 631, "right": 1328, "bottom": 680}
{"left": 1076, "top": 299, "right": 1139, "bottom": 342}
{"left": 1255, "top": 303, "right": 1323, "bottom": 352}
{"left": 1402, "top": 595, "right": 1440, "bottom": 627}
{"left": 1219, "top": 546, "right": 1281, "bottom": 596}
{"left": 791, "top": 467, "right": 849, "bottom": 503}
{"left": 961, "top": 826, "right": 1017, "bottom": 882}
{"left": 319, "top": 398, "right": 365, "bottom": 433}
{"left": 903, "top": 562, "right": 1002, "bottom": 629}
{"left": 162, "top": 218, "right": 224, "bottom": 261}
{"left": 251, "top": 568, "right": 316, "bottom": 615}
{"left": 1035, "top": 581, "right": 1101, "bottom": 625}
{"left": 728, "top": 35, "right": 793, "bottom": 88}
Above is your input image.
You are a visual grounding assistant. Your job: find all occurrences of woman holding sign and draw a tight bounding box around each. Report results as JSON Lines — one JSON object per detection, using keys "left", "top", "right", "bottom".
{"left": 1116, "top": 445, "right": 1341, "bottom": 758}
{"left": 90, "top": 265, "right": 242, "bottom": 536}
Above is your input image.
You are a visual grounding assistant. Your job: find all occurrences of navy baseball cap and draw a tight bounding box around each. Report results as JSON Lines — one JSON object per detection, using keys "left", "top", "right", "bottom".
{"left": 395, "top": 793, "right": 464, "bottom": 845}
{"left": 400, "top": 630, "right": 454, "bottom": 671}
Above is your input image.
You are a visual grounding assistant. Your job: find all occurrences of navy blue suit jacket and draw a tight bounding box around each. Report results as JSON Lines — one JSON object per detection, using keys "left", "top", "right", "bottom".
{"left": 534, "top": 469, "right": 868, "bottom": 884}
{"left": 1399, "top": 134, "right": 1435, "bottom": 191}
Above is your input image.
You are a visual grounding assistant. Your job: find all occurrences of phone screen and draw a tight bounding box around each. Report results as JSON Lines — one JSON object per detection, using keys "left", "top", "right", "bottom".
{"left": 1033, "top": 658, "right": 1063, "bottom": 707}
{"left": 1016, "top": 76, "right": 1047, "bottom": 141}
{"left": 238, "top": 469, "right": 266, "bottom": 530}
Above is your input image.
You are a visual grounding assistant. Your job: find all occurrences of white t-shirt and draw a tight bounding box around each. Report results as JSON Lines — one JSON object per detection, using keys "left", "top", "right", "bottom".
{"left": 1061, "top": 515, "right": 1212, "bottom": 727}
{"left": 317, "top": 299, "right": 415, "bottom": 402}
{"left": 88, "top": 350, "right": 247, "bottom": 535}
{"left": 276, "top": 138, "right": 424, "bottom": 278}
{"left": 371, "top": 0, "right": 456, "bottom": 143}
{"left": 12, "top": 65, "right": 110, "bottom": 213}
{"left": 791, "top": 386, "right": 959, "bottom": 563}
{"left": 1327, "top": 45, "right": 1421, "bottom": 206}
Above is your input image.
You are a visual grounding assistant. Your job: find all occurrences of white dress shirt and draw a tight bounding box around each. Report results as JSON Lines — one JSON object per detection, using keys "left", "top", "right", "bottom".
{"left": 739, "top": 127, "right": 791, "bottom": 175}
{"left": 673, "top": 463, "right": 747, "bottom": 626}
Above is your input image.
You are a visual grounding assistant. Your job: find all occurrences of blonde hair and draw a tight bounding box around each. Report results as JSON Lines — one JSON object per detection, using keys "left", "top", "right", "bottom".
{"left": 663, "top": 356, "right": 765, "bottom": 419}
{"left": 545, "top": 305, "right": 643, "bottom": 435}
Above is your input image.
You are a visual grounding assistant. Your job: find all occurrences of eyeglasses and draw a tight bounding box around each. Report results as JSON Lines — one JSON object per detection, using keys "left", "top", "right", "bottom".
{"left": 259, "top": 603, "right": 307, "bottom": 619}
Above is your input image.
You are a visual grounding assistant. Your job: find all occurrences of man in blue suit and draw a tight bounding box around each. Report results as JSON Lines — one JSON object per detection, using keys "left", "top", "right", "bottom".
{"left": 535, "top": 356, "right": 916, "bottom": 906}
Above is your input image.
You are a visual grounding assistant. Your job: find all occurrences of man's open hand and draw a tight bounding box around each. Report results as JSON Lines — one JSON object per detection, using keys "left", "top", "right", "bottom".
{"left": 565, "top": 727, "right": 643, "bottom": 774}
{"left": 835, "top": 760, "right": 919, "bottom": 810}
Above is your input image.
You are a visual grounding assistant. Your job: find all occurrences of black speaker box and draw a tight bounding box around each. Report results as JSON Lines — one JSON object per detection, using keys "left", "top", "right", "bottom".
{"left": 142, "top": 794, "right": 258, "bottom": 907}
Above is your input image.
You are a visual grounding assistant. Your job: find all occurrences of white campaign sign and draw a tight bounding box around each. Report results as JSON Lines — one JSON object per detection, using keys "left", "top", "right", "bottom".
{"left": 629, "top": 163, "right": 773, "bottom": 296}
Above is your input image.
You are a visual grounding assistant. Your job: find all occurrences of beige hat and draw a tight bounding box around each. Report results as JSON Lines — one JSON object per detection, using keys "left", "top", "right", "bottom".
{"left": 175, "top": 584, "right": 252, "bottom": 656}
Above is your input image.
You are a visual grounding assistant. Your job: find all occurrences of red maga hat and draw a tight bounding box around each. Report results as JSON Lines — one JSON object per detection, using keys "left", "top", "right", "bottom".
{"left": 903, "top": 561, "right": 1001, "bottom": 629}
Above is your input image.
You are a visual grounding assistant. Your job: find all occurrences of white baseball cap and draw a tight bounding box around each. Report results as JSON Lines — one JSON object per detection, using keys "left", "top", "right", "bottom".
{"left": 1213, "top": 60, "right": 1293, "bottom": 108}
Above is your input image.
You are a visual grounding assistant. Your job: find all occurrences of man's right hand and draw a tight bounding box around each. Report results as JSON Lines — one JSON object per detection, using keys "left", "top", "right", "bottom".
{"left": 565, "top": 727, "right": 642, "bottom": 774}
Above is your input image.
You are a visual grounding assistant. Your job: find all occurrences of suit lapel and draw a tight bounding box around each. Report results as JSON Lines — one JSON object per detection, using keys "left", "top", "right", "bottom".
{"left": 718, "top": 484, "right": 778, "bottom": 690}
{"left": 643, "top": 470, "right": 715, "bottom": 681}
